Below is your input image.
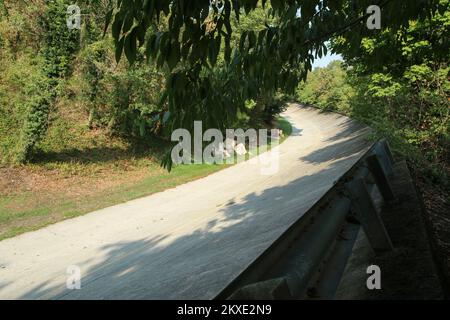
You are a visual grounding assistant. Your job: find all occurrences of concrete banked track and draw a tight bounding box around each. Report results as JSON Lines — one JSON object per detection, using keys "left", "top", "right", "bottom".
{"left": 0, "top": 104, "right": 374, "bottom": 299}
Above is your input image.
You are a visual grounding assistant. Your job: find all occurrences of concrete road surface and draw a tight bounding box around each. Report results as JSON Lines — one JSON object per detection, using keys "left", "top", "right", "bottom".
{"left": 0, "top": 104, "right": 373, "bottom": 299}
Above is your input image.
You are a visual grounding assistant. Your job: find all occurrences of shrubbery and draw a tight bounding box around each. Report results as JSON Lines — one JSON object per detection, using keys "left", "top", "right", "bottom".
{"left": 296, "top": 61, "right": 354, "bottom": 112}
{"left": 0, "top": 0, "right": 80, "bottom": 163}
{"left": 0, "top": 2, "right": 288, "bottom": 165}
{"left": 297, "top": 0, "right": 449, "bottom": 188}
{"left": 75, "top": 39, "right": 167, "bottom": 138}
{"left": 296, "top": 61, "right": 449, "bottom": 187}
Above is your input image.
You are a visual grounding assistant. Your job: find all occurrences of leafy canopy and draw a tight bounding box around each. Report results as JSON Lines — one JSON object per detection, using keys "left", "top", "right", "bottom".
{"left": 107, "top": 1, "right": 440, "bottom": 134}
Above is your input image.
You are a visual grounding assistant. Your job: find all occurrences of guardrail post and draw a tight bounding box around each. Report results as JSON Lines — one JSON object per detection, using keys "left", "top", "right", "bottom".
{"left": 366, "top": 154, "right": 396, "bottom": 202}
{"left": 346, "top": 178, "right": 394, "bottom": 252}
{"left": 373, "top": 139, "right": 395, "bottom": 177}
{"left": 381, "top": 139, "right": 395, "bottom": 165}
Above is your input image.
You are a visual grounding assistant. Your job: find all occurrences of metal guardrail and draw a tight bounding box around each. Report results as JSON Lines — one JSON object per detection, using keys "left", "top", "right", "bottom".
{"left": 216, "top": 139, "right": 398, "bottom": 300}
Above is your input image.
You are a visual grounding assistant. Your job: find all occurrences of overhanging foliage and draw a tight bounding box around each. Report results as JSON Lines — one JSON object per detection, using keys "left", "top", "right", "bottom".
{"left": 108, "top": 0, "right": 440, "bottom": 126}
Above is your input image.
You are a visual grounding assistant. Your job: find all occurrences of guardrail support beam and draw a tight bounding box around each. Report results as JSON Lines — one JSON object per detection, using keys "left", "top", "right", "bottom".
{"left": 381, "top": 139, "right": 395, "bottom": 165}
{"left": 346, "top": 178, "right": 394, "bottom": 253}
{"left": 372, "top": 139, "right": 396, "bottom": 177}
{"left": 366, "top": 154, "right": 396, "bottom": 202}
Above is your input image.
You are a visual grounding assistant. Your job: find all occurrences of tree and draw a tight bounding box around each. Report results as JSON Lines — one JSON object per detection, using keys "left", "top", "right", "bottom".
{"left": 332, "top": 0, "right": 449, "bottom": 76}
{"left": 297, "top": 0, "right": 449, "bottom": 185}
{"left": 108, "top": 0, "right": 440, "bottom": 135}
{"left": 297, "top": 60, "right": 354, "bottom": 112}
{"left": 105, "top": 0, "right": 442, "bottom": 169}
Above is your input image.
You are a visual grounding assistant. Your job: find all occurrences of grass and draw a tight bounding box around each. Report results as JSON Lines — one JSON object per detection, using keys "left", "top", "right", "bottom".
{"left": 0, "top": 117, "right": 292, "bottom": 240}
{"left": 0, "top": 164, "right": 226, "bottom": 240}
{"left": 276, "top": 116, "right": 293, "bottom": 140}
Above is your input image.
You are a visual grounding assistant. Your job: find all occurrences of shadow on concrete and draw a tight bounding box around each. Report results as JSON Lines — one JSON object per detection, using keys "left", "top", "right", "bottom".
{"left": 300, "top": 121, "right": 371, "bottom": 165}
{"left": 11, "top": 113, "right": 372, "bottom": 300}
{"left": 15, "top": 168, "right": 342, "bottom": 299}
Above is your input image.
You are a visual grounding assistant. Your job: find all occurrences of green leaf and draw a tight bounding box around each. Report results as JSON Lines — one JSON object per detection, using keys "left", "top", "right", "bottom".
{"left": 124, "top": 28, "right": 137, "bottom": 64}
{"left": 115, "top": 36, "right": 125, "bottom": 63}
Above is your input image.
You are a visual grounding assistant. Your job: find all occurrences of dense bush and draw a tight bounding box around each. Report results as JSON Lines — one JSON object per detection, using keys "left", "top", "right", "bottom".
{"left": 0, "top": 1, "right": 170, "bottom": 163}
{"left": 297, "top": 61, "right": 449, "bottom": 187}
{"left": 74, "top": 39, "right": 167, "bottom": 138}
{"left": 0, "top": 54, "right": 48, "bottom": 163}
{"left": 296, "top": 61, "right": 354, "bottom": 112}
{"left": 296, "top": 0, "right": 449, "bottom": 187}
{"left": 0, "top": 0, "right": 81, "bottom": 162}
